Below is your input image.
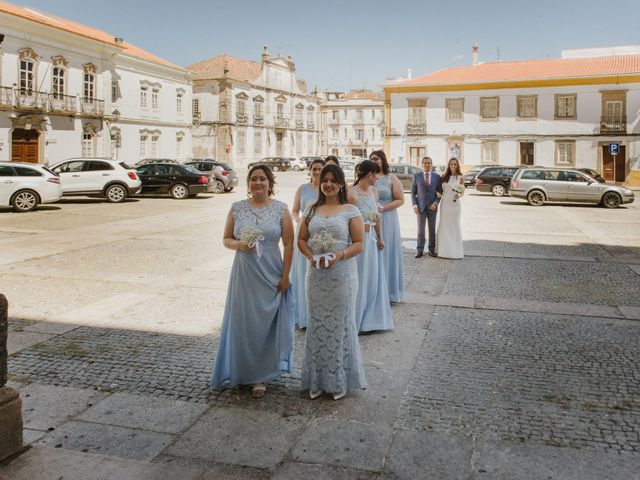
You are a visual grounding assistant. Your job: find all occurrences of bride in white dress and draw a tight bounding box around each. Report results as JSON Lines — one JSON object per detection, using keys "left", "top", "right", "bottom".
{"left": 436, "top": 158, "right": 464, "bottom": 259}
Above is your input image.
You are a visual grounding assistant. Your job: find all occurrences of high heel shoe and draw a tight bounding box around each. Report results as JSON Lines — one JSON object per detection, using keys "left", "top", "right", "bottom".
{"left": 309, "top": 389, "right": 323, "bottom": 400}
{"left": 332, "top": 391, "right": 347, "bottom": 401}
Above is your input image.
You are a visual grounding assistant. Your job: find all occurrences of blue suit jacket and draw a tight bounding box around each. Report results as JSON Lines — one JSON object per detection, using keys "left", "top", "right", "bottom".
{"left": 411, "top": 171, "right": 442, "bottom": 213}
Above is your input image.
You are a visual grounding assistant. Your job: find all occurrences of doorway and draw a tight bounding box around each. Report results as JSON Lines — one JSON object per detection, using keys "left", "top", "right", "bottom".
{"left": 409, "top": 147, "right": 426, "bottom": 166}
{"left": 276, "top": 132, "right": 283, "bottom": 155}
{"left": 11, "top": 129, "right": 39, "bottom": 163}
{"left": 602, "top": 145, "right": 626, "bottom": 182}
{"left": 520, "top": 142, "right": 534, "bottom": 165}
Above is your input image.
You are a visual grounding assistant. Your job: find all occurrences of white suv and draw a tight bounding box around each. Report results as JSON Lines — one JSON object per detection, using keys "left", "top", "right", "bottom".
{"left": 49, "top": 158, "right": 142, "bottom": 203}
{"left": 0, "top": 161, "right": 63, "bottom": 212}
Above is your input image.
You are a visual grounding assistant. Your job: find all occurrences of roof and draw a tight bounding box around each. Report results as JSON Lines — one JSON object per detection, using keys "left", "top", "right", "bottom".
{"left": 391, "top": 54, "right": 640, "bottom": 88}
{"left": 344, "top": 89, "right": 384, "bottom": 100}
{"left": 188, "top": 55, "right": 262, "bottom": 83}
{"left": 0, "top": 1, "right": 183, "bottom": 69}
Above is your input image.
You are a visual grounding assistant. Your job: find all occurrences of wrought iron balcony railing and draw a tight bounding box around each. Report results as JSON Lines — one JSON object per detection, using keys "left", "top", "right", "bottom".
{"left": 274, "top": 116, "right": 289, "bottom": 128}
{"left": 236, "top": 112, "right": 248, "bottom": 124}
{"left": 406, "top": 121, "right": 427, "bottom": 135}
{"left": 600, "top": 116, "right": 626, "bottom": 134}
{"left": 15, "top": 89, "right": 48, "bottom": 110}
{"left": 49, "top": 93, "right": 77, "bottom": 114}
{"left": 79, "top": 97, "right": 105, "bottom": 116}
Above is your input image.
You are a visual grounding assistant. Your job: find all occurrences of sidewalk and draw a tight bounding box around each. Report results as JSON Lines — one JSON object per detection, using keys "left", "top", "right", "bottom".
{"left": 2, "top": 243, "right": 640, "bottom": 480}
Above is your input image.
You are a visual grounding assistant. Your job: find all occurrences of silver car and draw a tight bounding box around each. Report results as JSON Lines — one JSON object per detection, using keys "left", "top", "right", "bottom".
{"left": 510, "top": 167, "right": 634, "bottom": 208}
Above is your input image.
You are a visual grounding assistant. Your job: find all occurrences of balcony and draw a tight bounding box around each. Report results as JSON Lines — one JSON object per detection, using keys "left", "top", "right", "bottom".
{"left": 274, "top": 116, "right": 289, "bottom": 128}
{"left": 15, "top": 89, "right": 48, "bottom": 111}
{"left": 0, "top": 87, "right": 12, "bottom": 108}
{"left": 600, "top": 116, "right": 627, "bottom": 134}
{"left": 48, "top": 93, "right": 77, "bottom": 115}
{"left": 406, "top": 121, "right": 427, "bottom": 135}
{"left": 236, "top": 112, "right": 248, "bottom": 124}
{"left": 79, "top": 97, "right": 104, "bottom": 117}
{"left": 253, "top": 114, "right": 264, "bottom": 126}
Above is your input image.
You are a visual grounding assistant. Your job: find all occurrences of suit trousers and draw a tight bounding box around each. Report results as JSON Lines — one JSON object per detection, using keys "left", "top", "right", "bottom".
{"left": 416, "top": 207, "right": 437, "bottom": 254}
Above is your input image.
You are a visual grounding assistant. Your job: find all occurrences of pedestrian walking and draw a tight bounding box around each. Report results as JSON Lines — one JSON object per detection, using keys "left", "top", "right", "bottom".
{"left": 298, "top": 164, "right": 367, "bottom": 400}
{"left": 210, "top": 165, "right": 295, "bottom": 399}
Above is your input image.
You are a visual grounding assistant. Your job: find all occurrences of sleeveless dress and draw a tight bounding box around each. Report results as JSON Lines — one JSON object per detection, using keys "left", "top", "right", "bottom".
{"left": 291, "top": 183, "right": 318, "bottom": 328}
{"left": 354, "top": 188, "right": 394, "bottom": 332}
{"left": 210, "top": 199, "right": 295, "bottom": 388}
{"left": 436, "top": 175, "right": 464, "bottom": 259}
{"left": 301, "top": 204, "right": 367, "bottom": 394}
{"left": 375, "top": 175, "right": 405, "bottom": 303}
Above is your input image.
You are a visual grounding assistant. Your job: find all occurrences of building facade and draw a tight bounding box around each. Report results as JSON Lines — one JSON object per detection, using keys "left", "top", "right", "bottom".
{"left": 384, "top": 46, "right": 640, "bottom": 185}
{"left": 320, "top": 89, "right": 385, "bottom": 158}
{"left": 0, "top": 3, "right": 192, "bottom": 166}
{"left": 189, "top": 47, "right": 321, "bottom": 168}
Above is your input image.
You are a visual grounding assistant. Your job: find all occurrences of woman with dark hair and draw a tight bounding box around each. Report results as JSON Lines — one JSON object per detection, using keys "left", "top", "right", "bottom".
{"left": 298, "top": 164, "right": 366, "bottom": 400}
{"left": 211, "top": 165, "right": 295, "bottom": 399}
{"left": 290, "top": 158, "right": 324, "bottom": 328}
{"left": 370, "top": 150, "right": 405, "bottom": 303}
{"left": 352, "top": 160, "right": 394, "bottom": 332}
{"left": 324, "top": 155, "right": 340, "bottom": 166}
{"left": 436, "top": 158, "right": 464, "bottom": 259}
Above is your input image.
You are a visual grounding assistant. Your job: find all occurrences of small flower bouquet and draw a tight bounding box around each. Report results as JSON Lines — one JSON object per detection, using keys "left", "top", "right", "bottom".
{"left": 364, "top": 211, "right": 377, "bottom": 225}
{"left": 308, "top": 229, "right": 336, "bottom": 269}
{"left": 452, "top": 183, "right": 465, "bottom": 202}
{"left": 239, "top": 226, "right": 264, "bottom": 260}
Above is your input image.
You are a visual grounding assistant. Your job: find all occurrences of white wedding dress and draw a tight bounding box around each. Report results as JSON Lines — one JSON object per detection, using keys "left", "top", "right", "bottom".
{"left": 436, "top": 175, "right": 464, "bottom": 259}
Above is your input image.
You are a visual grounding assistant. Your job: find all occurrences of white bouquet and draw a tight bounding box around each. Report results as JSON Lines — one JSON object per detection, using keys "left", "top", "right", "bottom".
{"left": 308, "top": 229, "right": 336, "bottom": 269}
{"left": 452, "top": 183, "right": 465, "bottom": 202}
{"left": 239, "top": 226, "right": 264, "bottom": 260}
{"left": 363, "top": 211, "right": 377, "bottom": 225}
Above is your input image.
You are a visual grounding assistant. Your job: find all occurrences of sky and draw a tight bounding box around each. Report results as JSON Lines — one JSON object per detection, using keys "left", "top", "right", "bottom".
{"left": 19, "top": 0, "right": 640, "bottom": 91}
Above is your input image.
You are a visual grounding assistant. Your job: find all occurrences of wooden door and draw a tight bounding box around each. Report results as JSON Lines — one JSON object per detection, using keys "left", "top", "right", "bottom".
{"left": 602, "top": 145, "right": 626, "bottom": 182}
{"left": 11, "top": 129, "right": 39, "bottom": 163}
{"left": 520, "top": 142, "right": 534, "bottom": 165}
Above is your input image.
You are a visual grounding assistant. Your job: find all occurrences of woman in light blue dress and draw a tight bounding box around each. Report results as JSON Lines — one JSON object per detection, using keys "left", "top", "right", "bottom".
{"left": 352, "top": 160, "right": 394, "bottom": 332}
{"left": 290, "top": 158, "right": 324, "bottom": 328}
{"left": 211, "top": 165, "right": 295, "bottom": 399}
{"left": 298, "top": 164, "right": 367, "bottom": 400}
{"left": 371, "top": 150, "right": 405, "bottom": 303}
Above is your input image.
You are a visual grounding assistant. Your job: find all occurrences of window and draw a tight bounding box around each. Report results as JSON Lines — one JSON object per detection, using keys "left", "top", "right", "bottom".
{"left": 254, "top": 101, "right": 262, "bottom": 118}
{"left": 237, "top": 130, "right": 245, "bottom": 154}
{"left": 332, "top": 128, "right": 339, "bottom": 139}
{"left": 407, "top": 99, "right": 426, "bottom": 132}
{"left": 14, "top": 167, "right": 42, "bottom": 176}
{"left": 605, "top": 100, "right": 623, "bottom": 120}
{"left": 238, "top": 99, "right": 246, "bottom": 115}
{"left": 52, "top": 67, "right": 65, "bottom": 98}
{"left": 307, "top": 133, "right": 313, "bottom": 155}
{"left": 481, "top": 141, "right": 499, "bottom": 164}
{"left": 356, "top": 109, "right": 363, "bottom": 121}
{"left": 151, "top": 135, "right": 159, "bottom": 157}
{"left": 86, "top": 161, "right": 113, "bottom": 171}
{"left": 254, "top": 131, "right": 262, "bottom": 154}
{"left": 517, "top": 95, "right": 537, "bottom": 119}
{"left": 344, "top": 110, "right": 348, "bottom": 119}
{"left": 151, "top": 89, "right": 159, "bottom": 110}
{"left": 176, "top": 136, "right": 183, "bottom": 159}
{"left": 192, "top": 98, "right": 200, "bottom": 120}
{"left": 446, "top": 98, "right": 464, "bottom": 121}
{"left": 480, "top": 97, "right": 499, "bottom": 120}
{"left": 140, "top": 135, "right": 148, "bottom": 158}
{"left": 556, "top": 141, "right": 575, "bottom": 166}
{"left": 110, "top": 129, "right": 121, "bottom": 159}
{"left": 371, "top": 109, "right": 375, "bottom": 119}
{"left": 19, "top": 59, "right": 35, "bottom": 93}
{"left": 371, "top": 128, "right": 376, "bottom": 139}
{"left": 177, "top": 93, "right": 183, "bottom": 113}
{"left": 112, "top": 81, "right": 118, "bottom": 103}
{"left": 82, "top": 133, "right": 95, "bottom": 157}
{"left": 296, "top": 132, "right": 302, "bottom": 155}
{"left": 83, "top": 73, "right": 95, "bottom": 100}
{"left": 555, "top": 94, "right": 576, "bottom": 119}
{"left": 332, "top": 110, "right": 338, "bottom": 120}
{"left": 140, "top": 87, "right": 148, "bottom": 108}
{"left": 344, "top": 128, "right": 347, "bottom": 137}
{"left": 355, "top": 129, "right": 364, "bottom": 141}
{"left": 53, "top": 161, "right": 85, "bottom": 173}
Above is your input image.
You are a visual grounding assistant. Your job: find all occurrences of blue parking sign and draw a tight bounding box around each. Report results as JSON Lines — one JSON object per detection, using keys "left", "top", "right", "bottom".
{"left": 609, "top": 143, "right": 620, "bottom": 155}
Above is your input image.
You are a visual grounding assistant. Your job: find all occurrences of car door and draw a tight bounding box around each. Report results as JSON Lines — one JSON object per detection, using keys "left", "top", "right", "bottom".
{"left": 85, "top": 161, "right": 115, "bottom": 191}
{"left": 542, "top": 170, "right": 568, "bottom": 201}
{"left": 0, "top": 165, "right": 17, "bottom": 205}
{"left": 136, "top": 164, "right": 156, "bottom": 192}
{"left": 565, "top": 170, "right": 599, "bottom": 202}
{"left": 154, "top": 164, "right": 175, "bottom": 193}
{"left": 52, "top": 160, "right": 87, "bottom": 192}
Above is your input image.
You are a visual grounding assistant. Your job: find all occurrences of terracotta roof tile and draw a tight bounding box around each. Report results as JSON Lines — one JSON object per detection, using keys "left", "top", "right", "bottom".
{"left": 0, "top": 1, "right": 182, "bottom": 69}
{"left": 188, "top": 55, "right": 262, "bottom": 83}
{"left": 393, "top": 55, "right": 640, "bottom": 87}
{"left": 344, "top": 89, "right": 384, "bottom": 100}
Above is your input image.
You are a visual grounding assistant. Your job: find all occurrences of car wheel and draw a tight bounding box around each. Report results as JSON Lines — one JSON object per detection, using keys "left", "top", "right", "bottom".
{"left": 601, "top": 192, "right": 621, "bottom": 209}
{"left": 105, "top": 184, "right": 127, "bottom": 203}
{"left": 273, "top": 165, "right": 280, "bottom": 172}
{"left": 293, "top": 166, "right": 300, "bottom": 171}
{"left": 11, "top": 190, "right": 39, "bottom": 212}
{"left": 213, "top": 180, "right": 225, "bottom": 194}
{"left": 170, "top": 184, "right": 189, "bottom": 199}
{"left": 491, "top": 184, "right": 506, "bottom": 197}
{"left": 527, "top": 190, "right": 545, "bottom": 206}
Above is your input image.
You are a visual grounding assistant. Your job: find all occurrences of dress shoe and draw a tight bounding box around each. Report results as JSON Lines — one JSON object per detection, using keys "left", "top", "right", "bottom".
{"left": 333, "top": 391, "right": 347, "bottom": 401}
{"left": 309, "top": 389, "right": 323, "bottom": 400}
{"left": 427, "top": 251, "right": 437, "bottom": 257}
{"left": 414, "top": 252, "right": 423, "bottom": 258}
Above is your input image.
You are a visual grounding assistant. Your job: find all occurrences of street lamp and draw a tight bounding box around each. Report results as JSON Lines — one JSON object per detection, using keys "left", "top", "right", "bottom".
{"left": 111, "top": 109, "right": 120, "bottom": 121}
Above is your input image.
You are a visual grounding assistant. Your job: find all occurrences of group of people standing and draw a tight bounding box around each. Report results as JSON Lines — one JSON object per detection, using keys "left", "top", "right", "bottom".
{"left": 209, "top": 150, "right": 460, "bottom": 401}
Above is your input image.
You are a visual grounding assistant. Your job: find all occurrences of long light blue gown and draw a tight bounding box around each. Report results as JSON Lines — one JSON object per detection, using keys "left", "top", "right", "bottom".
{"left": 291, "top": 183, "right": 318, "bottom": 328}
{"left": 375, "top": 175, "right": 405, "bottom": 303}
{"left": 301, "top": 204, "right": 367, "bottom": 394}
{"left": 211, "top": 199, "right": 294, "bottom": 388}
{"left": 354, "top": 188, "right": 394, "bottom": 332}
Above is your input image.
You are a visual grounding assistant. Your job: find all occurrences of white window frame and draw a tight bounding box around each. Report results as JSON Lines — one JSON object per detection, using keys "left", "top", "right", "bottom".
{"left": 151, "top": 89, "right": 159, "bottom": 110}
{"left": 555, "top": 94, "right": 577, "bottom": 119}
{"left": 140, "top": 87, "right": 148, "bottom": 108}
{"left": 446, "top": 98, "right": 464, "bottom": 122}
{"left": 52, "top": 67, "right": 65, "bottom": 97}
{"left": 237, "top": 130, "right": 246, "bottom": 154}
{"left": 481, "top": 141, "right": 499, "bottom": 164}
{"left": 83, "top": 73, "right": 95, "bottom": 101}
{"left": 556, "top": 141, "right": 575, "bottom": 166}
{"left": 176, "top": 93, "right": 183, "bottom": 113}
{"left": 19, "top": 59, "right": 35, "bottom": 93}
{"left": 150, "top": 135, "right": 159, "bottom": 157}
{"left": 254, "top": 131, "right": 262, "bottom": 154}
{"left": 176, "top": 136, "right": 183, "bottom": 160}
{"left": 82, "top": 132, "right": 95, "bottom": 157}
{"left": 140, "top": 135, "right": 148, "bottom": 158}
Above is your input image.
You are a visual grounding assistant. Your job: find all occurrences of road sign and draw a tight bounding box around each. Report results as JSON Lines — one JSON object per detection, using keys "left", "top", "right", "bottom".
{"left": 609, "top": 143, "right": 620, "bottom": 155}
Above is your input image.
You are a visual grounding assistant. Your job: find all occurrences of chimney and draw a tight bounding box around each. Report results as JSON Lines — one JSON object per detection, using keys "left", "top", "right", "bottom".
{"left": 114, "top": 37, "right": 124, "bottom": 45}
{"left": 407, "top": 68, "right": 412, "bottom": 79}
{"left": 261, "top": 45, "right": 270, "bottom": 63}
{"left": 223, "top": 60, "right": 229, "bottom": 76}
{"left": 472, "top": 43, "right": 479, "bottom": 66}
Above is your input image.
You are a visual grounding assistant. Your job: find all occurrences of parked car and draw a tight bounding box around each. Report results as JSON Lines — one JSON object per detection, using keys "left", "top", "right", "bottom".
{"left": 389, "top": 163, "right": 423, "bottom": 191}
{"left": 288, "top": 157, "right": 307, "bottom": 171}
{"left": 463, "top": 165, "right": 499, "bottom": 187}
{"left": 0, "top": 162, "right": 62, "bottom": 212}
{"left": 475, "top": 166, "right": 524, "bottom": 196}
{"left": 185, "top": 159, "right": 238, "bottom": 193}
{"left": 301, "top": 156, "right": 324, "bottom": 168}
{"left": 248, "top": 157, "right": 291, "bottom": 172}
{"left": 135, "top": 158, "right": 178, "bottom": 167}
{"left": 135, "top": 163, "right": 210, "bottom": 199}
{"left": 510, "top": 167, "right": 635, "bottom": 208}
{"left": 577, "top": 168, "right": 606, "bottom": 184}
{"left": 49, "top": 158, "right": 141, "bottom": 203}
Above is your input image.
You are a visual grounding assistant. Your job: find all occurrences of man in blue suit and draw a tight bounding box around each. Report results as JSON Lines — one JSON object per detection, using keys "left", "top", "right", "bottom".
{"left": 411, "top": 156, "right": 442, "bottom": 258}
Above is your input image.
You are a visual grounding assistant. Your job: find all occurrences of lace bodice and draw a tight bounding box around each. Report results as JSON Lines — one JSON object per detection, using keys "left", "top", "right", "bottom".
{"left": 375, "top": 175, "right": 393, "bottom": 205}
{"left": 354, "top": 188, "right": 378, "bottom": 224}
{"left": 232, "top": 199, "right": 286, "bottom": 245}
{"left": 304, "top": 204, "right": 362, "bottom": 253}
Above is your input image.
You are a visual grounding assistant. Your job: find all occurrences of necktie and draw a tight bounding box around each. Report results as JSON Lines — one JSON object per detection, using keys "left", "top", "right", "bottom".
{"left": 425, "top": 172, "right": 430, "bottom": 189}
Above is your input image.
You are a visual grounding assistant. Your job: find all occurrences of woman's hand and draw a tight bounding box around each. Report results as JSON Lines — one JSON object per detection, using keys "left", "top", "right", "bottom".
{"left": 436, "top": 192, "right": 442, "bottom": 199}
{"left": 237, "top": 240, "right": 254, "bottom": 252}
{"left": 278, "top": 276, "right": 291, "bottom": 293}
{"left": 377, "top": 238, "right": 385, "bottom": 251}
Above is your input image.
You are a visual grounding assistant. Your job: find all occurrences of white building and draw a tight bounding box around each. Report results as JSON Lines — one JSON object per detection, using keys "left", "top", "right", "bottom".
{"left": 188, "top": 47, "right": 321, "bottom": 168}
{"left": 0, "top": 3, "right": 192, "bottom": 166}
{"left": 384, "top": 46, "right": 640, "bottom": 185}
{"left": 320, "top": 89, "right": 385, "bottom": 157}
